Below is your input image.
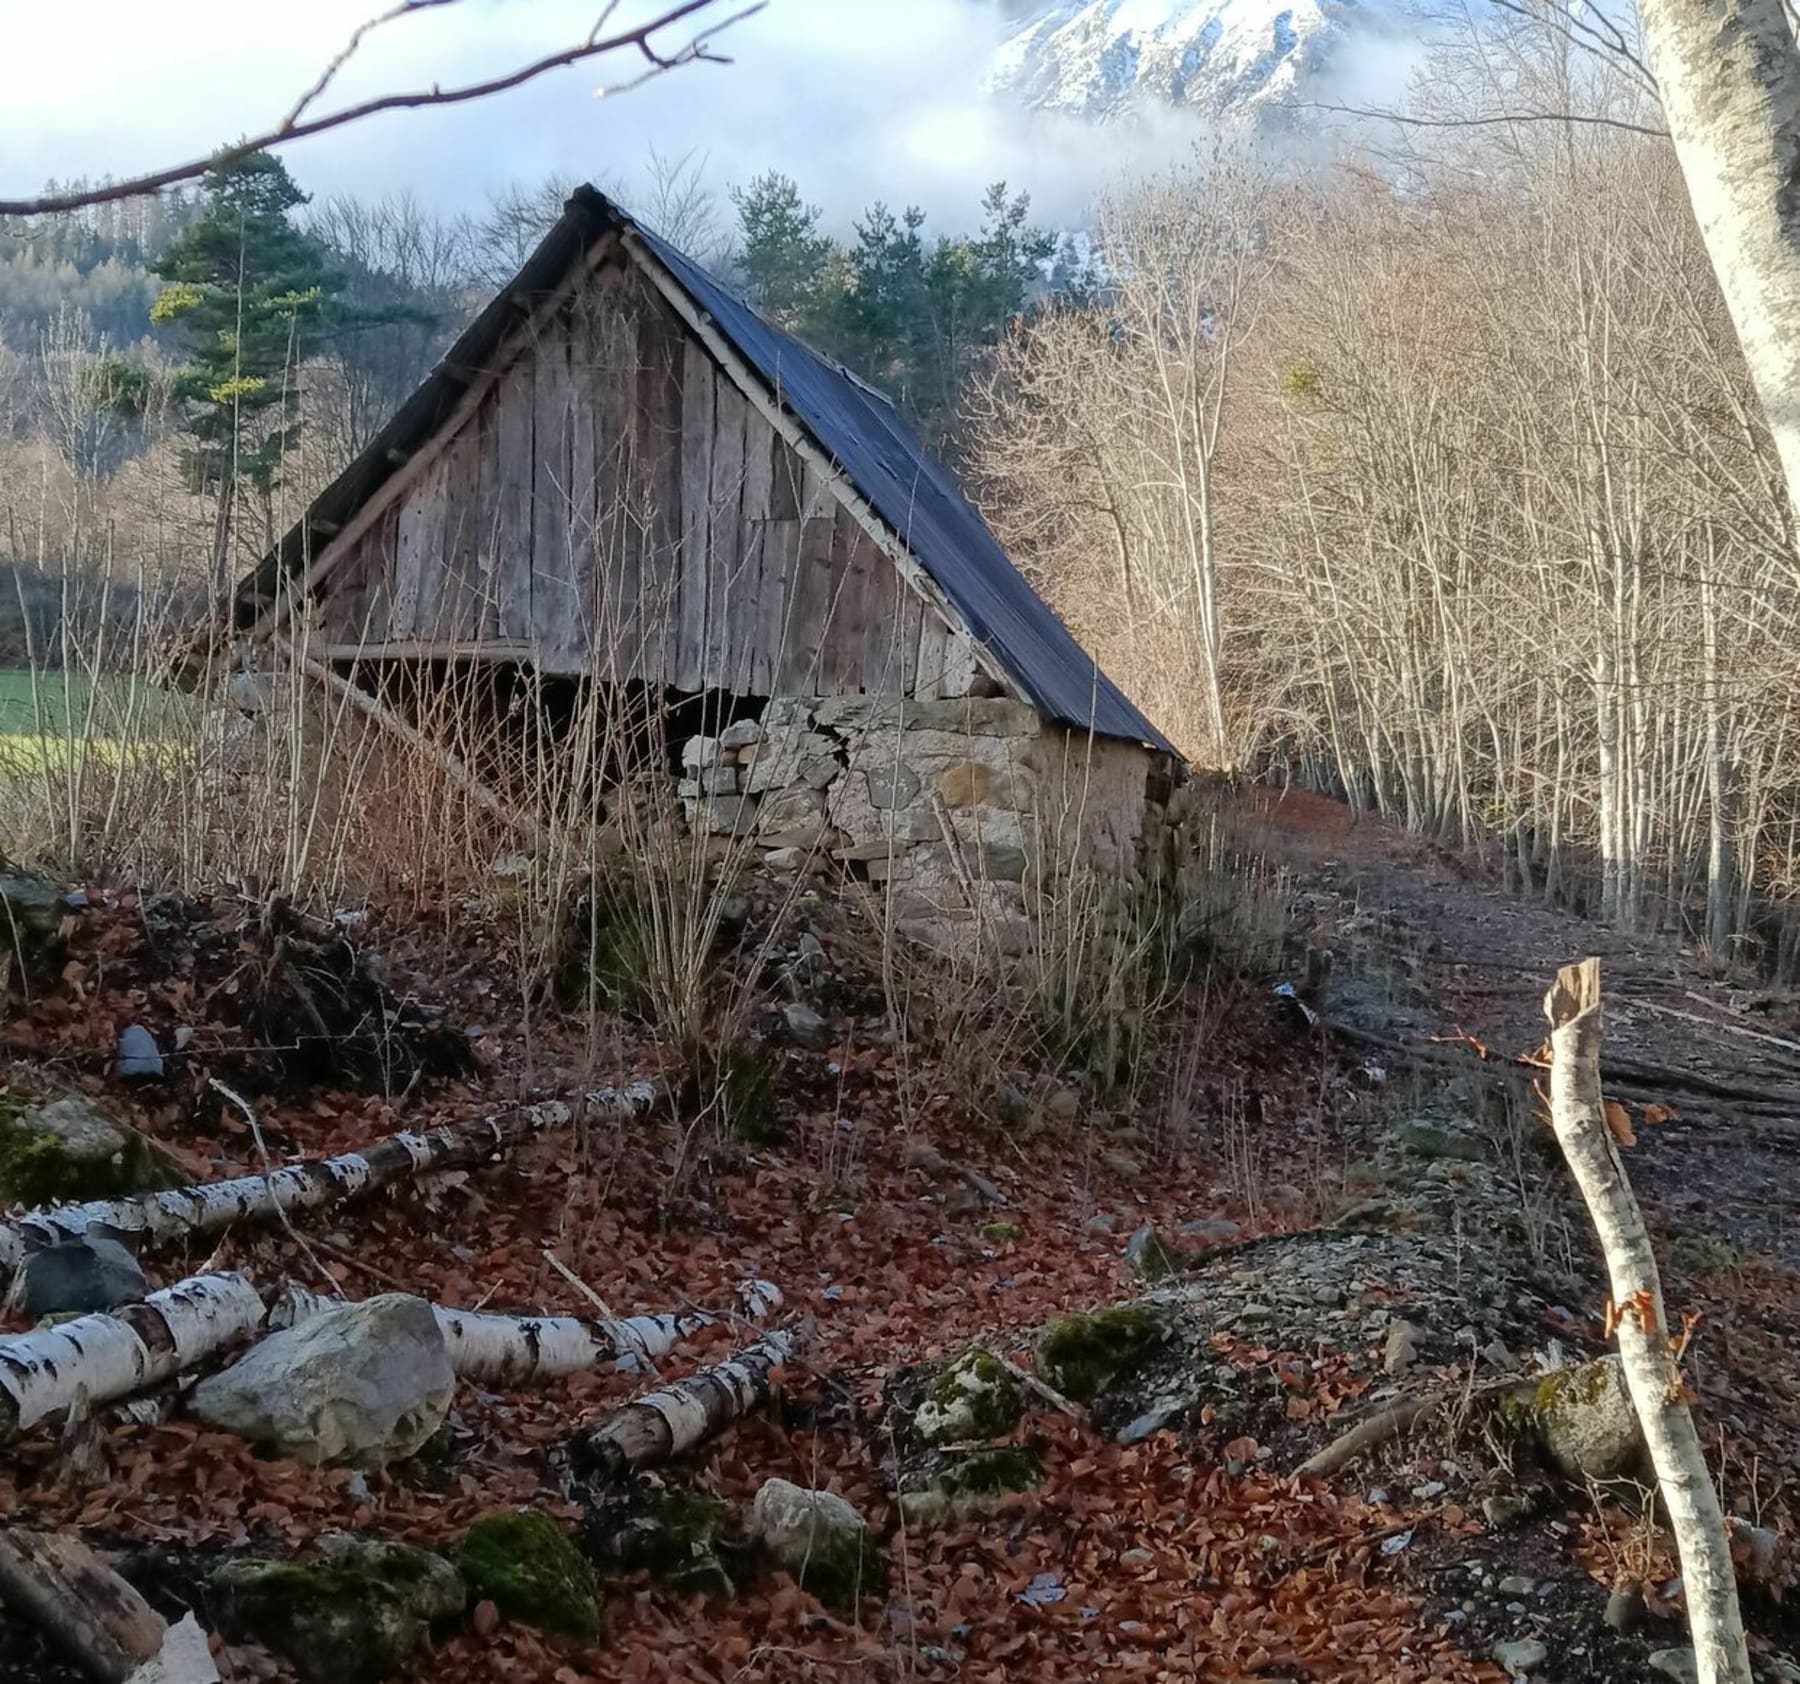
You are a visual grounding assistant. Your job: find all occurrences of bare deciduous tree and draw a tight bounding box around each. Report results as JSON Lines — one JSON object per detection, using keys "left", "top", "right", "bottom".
{"left": 972, "top": 147, "right": 1273, "bottom": 764}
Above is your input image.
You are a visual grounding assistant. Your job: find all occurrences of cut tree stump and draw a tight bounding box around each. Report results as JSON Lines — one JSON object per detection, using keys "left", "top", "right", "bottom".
{"left": 0, "top": 1528, "right": 164, "bottom": 1682}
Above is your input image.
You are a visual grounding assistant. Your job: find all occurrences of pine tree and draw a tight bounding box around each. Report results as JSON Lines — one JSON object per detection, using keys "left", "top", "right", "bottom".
{"left": 152, "top": 152, "right": 335, "bottom": 586}
{"left": 730, "top": 171, "right": 840, "bottom": 336}
{"left": 838, "top": 202, "right": 930, "bottom": 393}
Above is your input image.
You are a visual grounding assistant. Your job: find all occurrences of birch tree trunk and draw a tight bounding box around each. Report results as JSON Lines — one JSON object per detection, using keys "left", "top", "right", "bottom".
{"left": 1635, "top": 0, "right": 1800, "bottom": 534}
{"left": 0, "top": 1085, "right": 655, "bottom": 1283}
{"left": 1544, "top": 958, "right": 1751, "bottom": 1684}
{"left": 577, "top": 1328, "right": 797, "bottom": 1474}
{"left": 0, "top": 1273, "right": 267, "bottom": 1443}
{"left": 273, "top": 1280, "right": 782, "bottom": 1388}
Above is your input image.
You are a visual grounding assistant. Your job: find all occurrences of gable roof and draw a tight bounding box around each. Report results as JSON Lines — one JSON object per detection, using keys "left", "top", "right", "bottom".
{"left": 233, "top": 185, "right": 1174, "bottom": 756}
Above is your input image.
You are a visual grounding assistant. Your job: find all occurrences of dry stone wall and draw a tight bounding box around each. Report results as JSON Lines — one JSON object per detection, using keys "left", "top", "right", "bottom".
{"left": 679, "top": 695, "right": 1163, "bottom": 954}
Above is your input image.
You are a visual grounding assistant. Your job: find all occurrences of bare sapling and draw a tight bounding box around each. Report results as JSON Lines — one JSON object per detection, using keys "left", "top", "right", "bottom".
{"left": 1543, "top": 957, "right": 1751, "bottom": 1684}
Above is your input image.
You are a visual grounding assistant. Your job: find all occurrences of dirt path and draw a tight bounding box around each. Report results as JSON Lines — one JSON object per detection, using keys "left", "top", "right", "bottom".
{"left": 1239, "top": 784, "right": 1800, "bottom": 1269}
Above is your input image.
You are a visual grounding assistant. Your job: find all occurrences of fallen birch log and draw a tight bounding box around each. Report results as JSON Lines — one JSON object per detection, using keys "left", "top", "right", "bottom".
{"left": 1545, "top": 958, "right": 1751, "bottom": 1684}
{"left": 0, "top": 1084, "right": 656, "bottom": 1283}
{"left": 0, "top": 1528, "right": 165, "bottom": 1682}
{"left": 1, "top": 1269, "right": 779, "bottom": 1444}
{"left": 1295, "top": 1374, "right": 1536, "bottom": 1479}
{"left": 0, "top": 1273, "right": 267, "bottom": 1443}
{"left": 577, "top": 1327, "right": 798, "bottom": 1474}
{"left": 274, "top": 1278, "right": 784, "bottom": 1387}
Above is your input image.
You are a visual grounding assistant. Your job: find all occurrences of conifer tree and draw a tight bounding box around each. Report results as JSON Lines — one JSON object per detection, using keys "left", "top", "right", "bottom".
{"left": 152, "top": 152, "right": 334, "bottom": 588}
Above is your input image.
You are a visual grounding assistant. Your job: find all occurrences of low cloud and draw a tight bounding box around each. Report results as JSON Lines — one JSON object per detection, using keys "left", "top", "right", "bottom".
{"left": 3, "top": 0, "right": 1432, "bottom": 238}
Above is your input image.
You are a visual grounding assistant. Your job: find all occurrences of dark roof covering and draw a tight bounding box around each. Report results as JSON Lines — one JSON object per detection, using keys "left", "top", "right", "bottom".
{"left": 236, "top": 185, "right": 1174, "bottom": 755}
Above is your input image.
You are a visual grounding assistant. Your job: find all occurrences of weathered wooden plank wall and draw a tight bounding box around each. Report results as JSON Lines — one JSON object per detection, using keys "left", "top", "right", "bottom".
{"left": 313, "top": 256, "right": 976, "bottom": 702}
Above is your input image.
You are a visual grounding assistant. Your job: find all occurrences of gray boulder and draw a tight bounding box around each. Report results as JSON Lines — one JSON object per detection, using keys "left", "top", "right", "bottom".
{"left": 0, "top": 1093, "right": 170, "bottom": 1205}
{"left": 1383, "top": 1319, "right": 1423, "bottom": 1375}
{"left": 1532, "top": 1355, "right": 1645, "bottom": 1483}
{"left": 18, "top": 1093, "right": 132, "bottom": 1159}
{"left": 190, "top": 1293, "right": 453, "bottom": 1467}
{"left": 1492, "top": 1637, "right": 1547, "bottom": 1676}
{"left": 749, "top": 1478, "right": 887, "bottom": 1607}
{"left": 783, "top": 1002, "right": 833, "bottom": 1050}
{"left": 16, "top": 1234, "right": 146, "bottom": 1317}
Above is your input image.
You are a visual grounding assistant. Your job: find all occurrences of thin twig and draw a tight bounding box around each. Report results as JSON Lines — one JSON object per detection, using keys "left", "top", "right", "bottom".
{"left": 280, "top": 0, "right": 461, "bottom": 132}
{"left": 0, "top": 0, "right": 764, "bottom": 216}
{"left": 207, "top": 1078, "right": 342, "bottom": 1298}
{"left": 543, "top": 1248, "right": 617, "bottom": 1319}
{"left": 309, "top": 1235, "right": 409, "bottom": 1293}
{"left": 977, "top": 1345, "right": 1088, "bottom": 1424}
{"left": 1283, "top": 99, "right": 1667, "bottom": 138}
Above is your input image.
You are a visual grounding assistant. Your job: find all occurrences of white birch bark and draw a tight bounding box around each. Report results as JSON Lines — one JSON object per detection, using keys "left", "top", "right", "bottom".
{"left": 0, "top": 1085, "right": 655, "bottom": 1282}
{"left": 272, "top": 1278, "right": 783, "bottom": 1388}
{"left": 0, "top": 1272, "right": 267, "bottom": 1442}
{"left": 0, "top": 1269, "right": 779, "bottom": 1444}
{"left": 1635, "top": 0, "right": 1800, "bottom": 532}
{"left": 578, "top": 1327, "right": 797, "bottom": 1473}
{"left": 1544, "top": 958, "right": 1752, "bottom": 1684}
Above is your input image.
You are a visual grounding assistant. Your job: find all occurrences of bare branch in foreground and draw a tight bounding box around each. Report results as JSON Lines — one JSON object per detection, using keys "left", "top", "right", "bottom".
{"left": 0, "top": 0, "right": 763, "bottom": 217}
{"left": 1283, "top": 99, "right": 1667, "bottom": 137}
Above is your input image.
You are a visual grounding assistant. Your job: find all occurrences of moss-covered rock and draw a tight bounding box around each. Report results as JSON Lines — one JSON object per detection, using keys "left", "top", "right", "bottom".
{"left": 459, "top": 1509, "right": 601, "bottom": 1642}
{"left": 600, "top": 1481, "right": 736, "bottom": 1598}
{"left": 914, "top": 1348, "right": 1021, "bottom": 1445}
{"left": 1529, "top": 1356, "right": 1645, "bottom": 1483}
{"left": 1387, "top": 1121, "right": 1487, "bottom": 1163}
{"left": 937, "top": 1442, "right": 1044, "bottom": 1498}
{"left": 1125, "top": 1223, "right": 1183, "bottom": 1282}
{"left": 749, "top": 1478, "right": 888, "bottom": 1609}
{"left": 1669, "top": 1234, "right": 1743, "bottom": 1277}
{"left": 0, "top": 1091, "right": 178, "bottom": 1206}
{"left": 1035, "top": 1302, "right": 1175, "bottom": 1405}
{"left": 212, "top": 1537, "right": 464, "bottom": 1684}
{"left": 980, "top": 1220, "right": 1023, "bottom": 1243}
{"left": 900, "top": 1443, "right": 1046, "bottom": 1530}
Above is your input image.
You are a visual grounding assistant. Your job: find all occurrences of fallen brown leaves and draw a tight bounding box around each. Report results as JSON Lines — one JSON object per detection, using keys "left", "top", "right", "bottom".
{"left": 0, "top": 886, "right": 1507, "bottom": 1684}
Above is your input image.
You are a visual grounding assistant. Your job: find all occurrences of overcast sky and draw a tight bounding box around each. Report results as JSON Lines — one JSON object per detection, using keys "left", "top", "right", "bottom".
{"left": 0, "top": 0, "right": 1205, "bottom": 233}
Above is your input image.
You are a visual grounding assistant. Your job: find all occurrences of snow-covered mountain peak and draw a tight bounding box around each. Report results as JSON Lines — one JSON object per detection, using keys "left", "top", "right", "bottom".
{"left": 986, "top": 0, "right": 1425, "bottom": 124}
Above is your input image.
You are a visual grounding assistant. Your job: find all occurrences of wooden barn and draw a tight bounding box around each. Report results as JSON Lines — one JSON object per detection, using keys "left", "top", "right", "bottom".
{"left": 226, "top": 187, "right": 1178, "bottom": 940}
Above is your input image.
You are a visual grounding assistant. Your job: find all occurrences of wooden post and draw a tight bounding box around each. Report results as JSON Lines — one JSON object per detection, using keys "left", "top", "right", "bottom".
{"left": 1544, "top": 958, "right": 1751, "bottom": 1684}
{"left": 0, "top": 1529, "right": 165, "bottom": 1682}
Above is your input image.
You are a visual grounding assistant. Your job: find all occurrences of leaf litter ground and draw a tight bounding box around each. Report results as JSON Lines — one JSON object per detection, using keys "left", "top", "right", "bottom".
{"left": 4, "top": 800, "right": 1800, "bottom": 1683}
